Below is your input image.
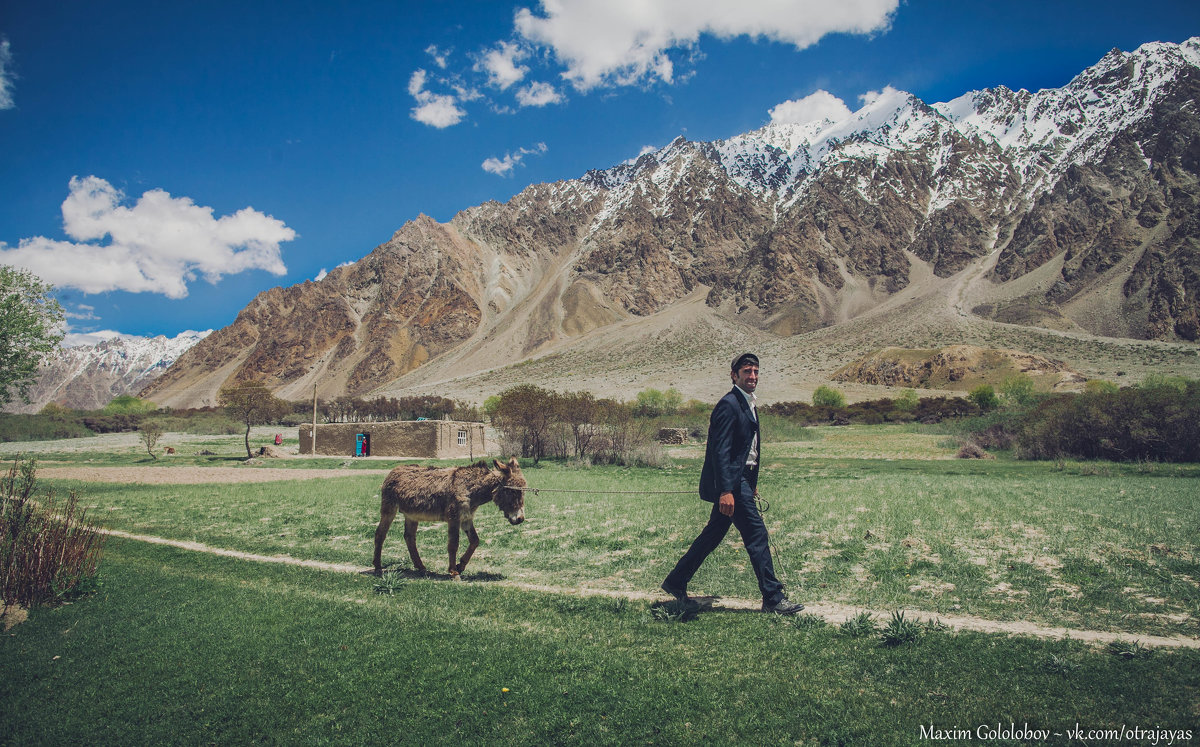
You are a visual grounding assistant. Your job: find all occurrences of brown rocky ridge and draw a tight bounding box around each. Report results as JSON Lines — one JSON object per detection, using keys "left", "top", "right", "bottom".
{"left": 832, "top": 345, "right": 1085, "bottom": 392}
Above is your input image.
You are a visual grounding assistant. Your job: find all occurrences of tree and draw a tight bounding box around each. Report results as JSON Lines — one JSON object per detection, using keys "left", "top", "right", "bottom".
{"left": 633, "top": 387, "right": 682, "bottom": 417}
{"left": 218, "top": 381, "right": 290, "bottom": 458}
{"left": 0, "top": 266, "right": 65, "bottom": 406}
{"left": 968, "top": 384, "right": 999, "bottom": 412}
{"left": 139, "top": 419, "right": 164, "bottom": 460}
{"left": 103, "top": 394, "right": 156, "bottom": 414}
{"left": 998, "top": 373, "right": 1036, "bottom": 408}
{"left": 492, "top": 384, "right": 557, "bottom": 463}
{"left": 559, "top": 391, "right": 599, "bottom": 458}
{"left": 894, "top": 388, "right": 919, "bottom": 412}
{"left": 1083, "top": 379, "right": 1120, "bottom": 395}
{"left": 812, "top": 385, "right": 846, "bottom": 408}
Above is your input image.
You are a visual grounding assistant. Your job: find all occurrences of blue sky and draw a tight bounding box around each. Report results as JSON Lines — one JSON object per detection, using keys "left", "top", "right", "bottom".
{"left": 2, "top": 0, "right": 1198, "bottom": 345}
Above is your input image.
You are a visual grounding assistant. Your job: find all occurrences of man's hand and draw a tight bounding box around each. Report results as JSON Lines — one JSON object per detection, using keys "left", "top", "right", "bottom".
{"left": 719, "top": 492, "right": 735, "bottom": 517}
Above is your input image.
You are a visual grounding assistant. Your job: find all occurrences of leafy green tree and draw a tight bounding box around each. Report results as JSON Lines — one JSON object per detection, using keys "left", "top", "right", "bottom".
{"left": 0, "top": 266, "right": 65, "bottom": 406}
{"left": 1083, "top": 379, "right": 1119, "bottom": 395}
{"left": 812, "top": 385, "right": 846, "bottom": 408}
{"left": 968, "top": 384, "right": 999, "bottom": 412}
{"left": 103, "top": 394, "right": 156, "bottom": 414}
{"left": 998, "top": 374, "right": 1036, "bottom": 407}
{"left": 218, "top": 381, "right": 290, "bottom": 458}
{"left": 633, "top": 387, "right": 683, "bottom": 417}
{"left": 1138, "top": 372, "right": 1189, "bottom": 392}
{"left": 483, "top": 395, "right": 501, "bottom": 420}
{"left": 894, "top": 388, "right": 919, "bottom": 412}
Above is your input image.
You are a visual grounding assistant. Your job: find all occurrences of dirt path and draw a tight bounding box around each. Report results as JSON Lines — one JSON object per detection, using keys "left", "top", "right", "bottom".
{"left": 100, "top": 528, "right": 1200, "bottom": 651}
{"left": 41, "top": 466, "right": 392, "bottom": 485}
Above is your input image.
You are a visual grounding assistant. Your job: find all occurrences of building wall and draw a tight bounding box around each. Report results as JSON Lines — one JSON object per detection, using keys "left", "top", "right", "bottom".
{"left": 299, "top": 421, "right": 486, "bottom": 459}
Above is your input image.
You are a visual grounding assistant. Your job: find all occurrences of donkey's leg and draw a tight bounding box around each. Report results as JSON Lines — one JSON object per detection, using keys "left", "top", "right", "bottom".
{"left": 373, "top": 502, "right": 399, "bottom": 574}
{"left": 446, "top": 516, "right": 461, "bottom": 577}
{"left": 456, "top": 520, "right": 480, "bottom": 573}
{"left": 403, "top": 518, "right": 426, "bottom": 572}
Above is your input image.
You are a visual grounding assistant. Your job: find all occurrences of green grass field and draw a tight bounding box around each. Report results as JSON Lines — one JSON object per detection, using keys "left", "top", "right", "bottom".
{"left": 2, "top": 426, "right": 1199, "bottom": 744}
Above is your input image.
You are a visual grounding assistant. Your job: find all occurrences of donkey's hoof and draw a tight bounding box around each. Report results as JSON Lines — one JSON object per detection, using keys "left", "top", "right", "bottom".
{"left": 449, "top": 570, "right": 462, "bottom": 581}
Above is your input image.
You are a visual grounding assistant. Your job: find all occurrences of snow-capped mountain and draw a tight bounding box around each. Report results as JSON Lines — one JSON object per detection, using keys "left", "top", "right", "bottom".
{"left": 7, "top": 330, "right": 211, "bottom": 413}
{"left": 142, "top": 38, "right": 1200, "bottom": 408}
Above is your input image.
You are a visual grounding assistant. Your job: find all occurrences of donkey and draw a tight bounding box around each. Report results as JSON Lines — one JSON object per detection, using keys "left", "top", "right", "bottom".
{"left": 373, "top": 457, "right": 527, "bottom": 577}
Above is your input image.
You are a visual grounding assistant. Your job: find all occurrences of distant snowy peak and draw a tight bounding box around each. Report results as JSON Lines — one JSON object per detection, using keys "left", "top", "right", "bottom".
{"left": 584, "top": 36, "right": 1200, "bottom": 212}
{"left": 934, "top": 37, "right": 1200, "bottom": 166}
{"left": 7, "top": 329, "right": 214, "bottom": 413}
{"left": 61, "top": 330, "right": 213, "bottom": 373}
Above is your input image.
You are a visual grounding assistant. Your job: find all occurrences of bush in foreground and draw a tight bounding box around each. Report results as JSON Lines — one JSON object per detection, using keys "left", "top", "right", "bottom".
{"left": 1, "top": 457, "right": 106, "bottom": 609}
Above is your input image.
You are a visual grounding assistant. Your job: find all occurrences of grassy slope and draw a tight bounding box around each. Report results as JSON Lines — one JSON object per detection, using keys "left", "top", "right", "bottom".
{"left": 4, "top": 426, "right": 1199, "bottom": 743}
{"left": 37, "top": 449, "right": 1200, "bottom": 638}
{"left": 3, "top": 540, "right": 1197, "bottom": 746}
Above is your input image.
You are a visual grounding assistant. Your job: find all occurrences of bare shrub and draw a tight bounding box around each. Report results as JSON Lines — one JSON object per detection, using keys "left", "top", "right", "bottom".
{"left": 1, "top": 457, "right": 106, "bottom": 609}
{"left": 140, "top": 419, "right": 164, "bottom": 460}
{"left": 956, "top": 441, "right": 994, "bottom": 459}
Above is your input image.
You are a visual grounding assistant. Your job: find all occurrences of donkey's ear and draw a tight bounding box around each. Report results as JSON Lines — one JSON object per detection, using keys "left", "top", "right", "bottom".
{"left": 494, "top": 458, "right": 509, "bottom": 473}
{"left": 508, "top": 456, "right": 520, "bottom": 469}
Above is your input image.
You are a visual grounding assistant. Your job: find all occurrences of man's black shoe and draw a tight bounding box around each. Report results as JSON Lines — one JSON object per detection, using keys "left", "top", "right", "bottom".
{"left": 761, "top": 597, "right": 805, "bottom": 615}
{"left": 660, "top": 580, "right": 689, "bottom": 601}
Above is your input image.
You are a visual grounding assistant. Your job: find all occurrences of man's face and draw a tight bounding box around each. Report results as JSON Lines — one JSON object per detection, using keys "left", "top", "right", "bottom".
{"left": 732, "top": 364, "right": 759, "bottom": 393}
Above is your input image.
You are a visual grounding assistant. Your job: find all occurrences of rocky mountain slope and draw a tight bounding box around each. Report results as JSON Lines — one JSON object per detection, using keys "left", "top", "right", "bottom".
{"left": 143, "top": 38, "right": 1200, "bottom": 408}
{"left": 8, "top": 331, "right": 210, "bottom": 413}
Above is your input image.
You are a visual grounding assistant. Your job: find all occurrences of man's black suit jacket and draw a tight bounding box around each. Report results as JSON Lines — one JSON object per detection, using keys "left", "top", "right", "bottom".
{"left": 699, "top": 387, "right": 760, "bottom": 503}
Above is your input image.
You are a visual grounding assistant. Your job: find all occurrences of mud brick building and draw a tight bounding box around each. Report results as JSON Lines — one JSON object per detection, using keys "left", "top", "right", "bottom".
{"left": 300, "top": 420, "right": 486, "bottom": 459}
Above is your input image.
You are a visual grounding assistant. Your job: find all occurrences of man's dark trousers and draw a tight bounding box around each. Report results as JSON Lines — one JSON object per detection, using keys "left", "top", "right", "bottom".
{"left": 663, "top": 471, "right": 785, "bottom": 605}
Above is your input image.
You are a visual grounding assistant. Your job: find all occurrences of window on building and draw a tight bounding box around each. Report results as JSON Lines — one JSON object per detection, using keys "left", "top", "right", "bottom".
{"left": 457, "top": 428, "right": 467, "bottom": 446}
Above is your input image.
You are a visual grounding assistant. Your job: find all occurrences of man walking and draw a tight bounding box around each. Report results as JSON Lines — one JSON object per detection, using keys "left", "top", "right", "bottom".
{"left": 661, "top": 353, "right": 804, "bottom": 614}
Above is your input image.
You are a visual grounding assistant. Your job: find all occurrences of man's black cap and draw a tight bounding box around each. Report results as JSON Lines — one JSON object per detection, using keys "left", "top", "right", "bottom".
{"left": 731, "top": 353, "right": 759, "bottom": 371}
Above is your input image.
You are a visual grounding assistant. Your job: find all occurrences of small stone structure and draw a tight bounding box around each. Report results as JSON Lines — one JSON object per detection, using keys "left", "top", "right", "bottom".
{"left": 656, "top": 428, "right": 690, "bottom": 445}
{"left": 299, "top": 420, "right": 487, "bottom": 459}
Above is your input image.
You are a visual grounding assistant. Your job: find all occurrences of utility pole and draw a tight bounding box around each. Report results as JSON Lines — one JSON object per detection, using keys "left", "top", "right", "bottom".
{"left": 311, "top": 382, "right": 318, "bottom": 455}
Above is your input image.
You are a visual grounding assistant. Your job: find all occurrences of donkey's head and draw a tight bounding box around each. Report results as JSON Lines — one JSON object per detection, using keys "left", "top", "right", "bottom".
{"left": 493, "top": 457, "right": 526, "bottom": 525}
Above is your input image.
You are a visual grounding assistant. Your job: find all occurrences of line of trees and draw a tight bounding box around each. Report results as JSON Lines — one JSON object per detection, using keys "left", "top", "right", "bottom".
{"left": 319, "top": 395, "right": 481, "bottom": 424}
{"left": 1012, "top": 376, "right": 1200, "bottom": 462}
{"left": 488, "top": 384, "right": 664, "bottom": 466}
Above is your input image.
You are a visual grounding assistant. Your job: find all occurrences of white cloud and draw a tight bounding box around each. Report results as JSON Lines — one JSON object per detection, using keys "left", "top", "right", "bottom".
{"left": 61, "top": 329, "right": 125, "bottom": 348}
{"left": 769, "top": 89, "right": 852, "bottom": 125}
{"left": 514, "top": 0, "right": 899, "bottom": 91}
{"left": 425, "top": 44, "right": 451, "bottom": 69}
{"left": 314, "top": 260, "right": 355, "bottom": 281}
{"left": 408, "top": 68, "right": 466, "bottom": 128}
{"left": 64, "top": 304, "right": 99, "bottom": 321}
{"left": 0, "top": 38, "right": 14, "bottom": 110}
{"left": 407, "top": 68, "right": 429, "bottom": 97}
{"left": 482, "top": 155, "right": 518, "bottom": 176}
{"left": 0, "top": 176, "right": 294, "bottom": 299}
{"left": 482, "top": 142, "right": 549, "bottom": 176}
{"left": 858, "top": 85, "right": 901, "bottom": 107}
{"left": 516, "top": 81, "right": 562, "bottom": 107}
{"left": 478, "top": 41, "right": 529, "bottom": 90}
{"left": 622, "top": 144, "right": 660, "bottom": 165}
